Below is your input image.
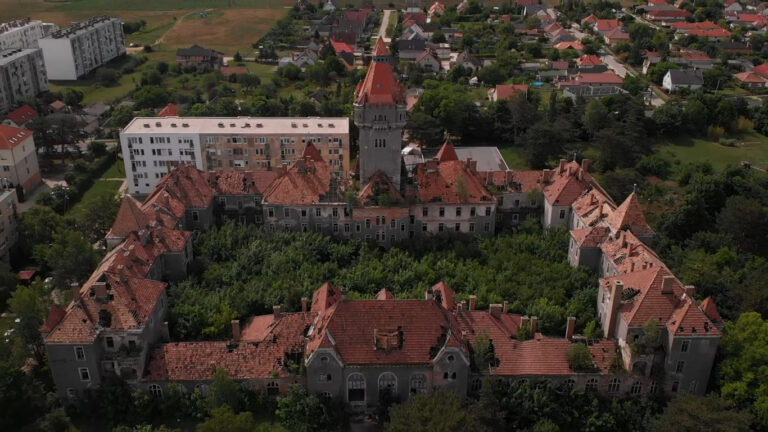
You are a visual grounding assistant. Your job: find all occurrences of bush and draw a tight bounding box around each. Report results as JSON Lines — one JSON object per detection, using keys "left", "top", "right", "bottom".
{"left": 566, "top": 343, "right": 595, "bottom": 371}
{"left": 735, "top": 116, "right": 753, "bottom": 132}
{"left": 636, "top": 154, "right": 672, "bottom": 179}
{"left": 88, "top": 141, "right": 107, "bottom": 157}
{"left": 719, "top": 138, "right": 737, "bottom": 147}
{"left": 143, "top": 45, "right": 153, "bottom": 53}
{"left": 707, "top": 125, "right": 725, "bottom": 141}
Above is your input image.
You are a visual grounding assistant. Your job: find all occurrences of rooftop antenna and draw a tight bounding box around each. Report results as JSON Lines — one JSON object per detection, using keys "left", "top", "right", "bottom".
{"left": 632, "top": 183, "right": 637, "bottom": 193}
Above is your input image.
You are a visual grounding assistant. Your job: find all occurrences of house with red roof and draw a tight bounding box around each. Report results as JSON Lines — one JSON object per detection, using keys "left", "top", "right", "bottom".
{"left": 646, "top": 8, "right": 692, "bottom": 21}
{"left": 3, "top": 104, "right": 38, "bottom": 127}
{"left": 733, "top": 71, "right": 767, "bottom": 89}
{"left": 428, "top": 1, "right": 446, "bottom": 17}
{"left": 595, "top": 19, "right": 622, "bottom": 34}
{"left": 415, "top": 48, "right": 441, "bottom": 71}
{"left": 0, "top": 124, "right": 41, "bottom": 193}
{"left": 753, "top": 63, "right": 768, "bottom": 78}
{"left": 558, "top": 72, "right": 626, "bottom": 98}
{"left": 554, "top": 41, "right": 585, "bottom": 51}
{"left": 603, "top": 27, "right": 631, "bottom": 45}
{"left": 157, "top": 103, "right": 178, "bottom": 117}
{"left": 487, "top": 83, "right": 529, "bottom": 102}
{"left": 576, "top": 54, "right": 603, "bottom": 68}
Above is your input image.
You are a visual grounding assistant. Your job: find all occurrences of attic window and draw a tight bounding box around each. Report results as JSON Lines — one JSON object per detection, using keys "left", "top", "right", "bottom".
{"left": 243, "top": 123, "right": 250, "bottom": 128}
{"left": 302, "top": 123, "right": 308, "bottom": 127}
{"left": 318, "top": 123, "right": 323, "bottom": 128}
{"left": 377, "top": 83, "right": 382, "bottom": 88}
{"left": 182, "top": 123, "right": 189, "bottom": 127}
{"left": 218, "top": 122, "right": 224, "bottom": 128}
{"left": 374, "top": 327, "right": 404, "bottom": 352}
{"left": 230, "top": 123, "right": 236, "bottom": 127}
{"left": 155, "top": 122, "right": 161, "bottom": 127}
{"left": 256, "top": 123, "right": 263, "bottom": 128}
{"left": 328, "top": 123, "right": 334, "bottom": 128}
{"left": 171, "top": 123, "right": 177, "bottom": 127}
{"left": 143, "top": 123, "right": 150, "bottom": 128}
{"left": 291, "top": 122, "right": 297, "bottom": 128}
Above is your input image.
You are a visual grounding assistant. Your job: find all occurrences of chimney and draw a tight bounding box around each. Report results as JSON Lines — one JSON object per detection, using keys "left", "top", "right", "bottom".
{"left": 71, "top": 282, "right": 81, "bottom": 303}
{"left": 425, "top": 289, "right": 434, "bottom": 300}
{"left": 521, "top": 316, "right": 530, "bottom": 328}
{"left": 630, "top": 262, "right": 635, "bottom": 272}
{"left": 620, "top": 231, "right": 628, "bottom": 249}
{"left": 502, "top": 301, "right": 509, "bottom": 313}
{"left": 581, "top": 159, "right": 591, "bottom": 172}
{"left": 662, "top": 276, "right": 675, "bottom": 294}
{"left": 301, "top": 297, "right": 308, "bottom": 313}
{"left": 530, "top": 316, "right": 538, "bottom": 334}
{"left": 558, "top": 159, "right": 567, "bottom": 174}
{"left": 456, "top": 303, "right": 463, "bottom": 312}
{"left": 162, "top": 321, "right": 170, "bottom": 341}
{"left": 468, "top": 295, "right": 477, "bottom": 311}
{"left": 628, "top": 243, "right": 636, "bottom": 256}
{"left": 489, "top": 304, "right": 502, "bottom": 319}
{"left": 139, "top": 229, "right": 150, "bottom": 245}
{"left": 466, "top": 158, "right": 477, "bottom": 172}
{"left": 606, "top": 280, "right": 623, "bottom": 338}
{"left": 273, "top": 305, "right": 281, "bottom": 320}
{"left": 565, "top": 316, "right": 576, "bottom": 340}
{"left": 683, "top": 285, "right": 695, "bottom": 299}
{"left": 231, "top": 319, "right": 240, "bottom": 342}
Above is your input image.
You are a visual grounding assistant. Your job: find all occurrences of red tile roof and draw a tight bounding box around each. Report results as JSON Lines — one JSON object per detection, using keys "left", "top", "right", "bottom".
{"left": 5, "top": 104, "right": 38, "bottom": 126}
{"left": 403, "top": 13, "right": 426, "bottom": 25}
{"left": 543, "top": 161, "right": 598, "bottom": 206}
{"left": 601, "top": 267, "right": 687, "bottom": 327}
{"left": 311, "top": 282, "right": 342, "bottom": 313}
{"left": 667, "top": 298, "right": 720, "bottom": 336}
{"left": 595, "top": 19, "right": 621, "bottom": 32}
{"left": 599, "top": 230, "right": 665, "bottom": 275}
{"left": 45, "top": 305, "right": 97, "bottom": 343}
{"left": 207, "top": 170, "right": 279, "bottom": 195}
{"left": 430, "top": 281, "right": 456, "bottom": 310}
{"left": 700, "top": 297, "right": 723, "bottom": 323}
{"left": 158, "top": 103, "right": 179, "bottom": 117}
{"left": 354, "top": 60, "right": 406, "bottom": 106}
{"left": 107, "top": 196, "right": 149, "bottom": 240}
{"left": 669, "top": 21, "right": 721, "bottom": 30}
{"left": 581, "top": 14, "right": 598, "bottom": 25}
{"left": 262, "top": 156, "right": 333, "bottom": 205}
{"left": 734, "top": 71, "right": 766, "bottom": 83}
{"left": 149, "top": 164, "right": 216, "bottom": 209}
{"left": 604, "top": 28, "right": 630, "bottom": 40}
{"left": 437, "top": 141, "right": 458, "bottom": 161}
{"left": 414, "top": 158, "right": 494, "bottom": 205}
{"left": 681, "top": 51, "right": 712, "bottom": 61}
{"left": 554, "top": 41, "right": 585, "bottom": 51}
{"left": 576, "top": 54, "right": 603, "bottom": 67}
{"left": 0, "top": 124, "right": 32, "bottom": 150}
{"left": 568, "top": 71, "right": 624, "bottom": 85}
{"left": 648, "top": 8, "right": 692, "bottom": 17}
{"left": 17, "top": 269, "right": 36, "bottom": 281}
{"left": 306, "top": 299, "right": 466, "bottom": 365}
{"left": 688, "top": 28, "right": 731, "bottom": 38}
{"left": 376, "top": 288, "right": 395, "bottom": 300}
{"left": 604, "top": 192, "right": 654, "bottom": 237}
{"left": 372, "top": 36, "right": 390, "bottom": 56}
{"left": 570, "top": 226, "right": 610, "bottom": 247}
{"left": 39, "top": 305, "right": 66, "bottom": 333}
{"left": 330, "top": 40, "right": 355, "bottom": 55}
{"left": 491, "top": 84, "right": 529, "bottom": 100}
{"left": 753, "top": 63, "right": 768, "bottom": 78}
{"left": 358, "top": 170, "right": 406, "bottom": 206}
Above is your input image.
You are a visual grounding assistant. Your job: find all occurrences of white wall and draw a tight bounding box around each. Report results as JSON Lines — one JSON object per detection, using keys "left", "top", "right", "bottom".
{"left": 38, "top": 38, "right": 76, "bottom": 80}
{"left": 121, "top": 132, "right": 204, "bottom": 195}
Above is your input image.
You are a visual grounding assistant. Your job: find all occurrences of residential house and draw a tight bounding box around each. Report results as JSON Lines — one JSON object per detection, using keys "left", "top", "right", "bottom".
{"left": 487, "top": 84, "right": 529, "bottom": 102}
{"left": 0, "top": 124, "right": 41, "bottom": 193}
{"left": 554, "top": 41, "right": 585, "bottom": 51}
{"left": 604, "top": 28, "right": 630, "bottom": 45}
{"left": 452, "top": 50, "right": 481, "bottom": 72}
{"left": 753, "top": 63, "right": 768, "bottom": 78}
{"left": 725, "top": 0, "right": 743, "bottom": 14}
{"left": 323, "top": 0, "right": 338, "bottom": 11}
{"left": 442, "top": 28, "right": 463, "bottom": 42}
{"left": 3, "top": 104, "right": 38, "bottom": 127}
{"left": 670, "top": 50, "right": 715, "bottom": 70}
{"left": 595, "top": 19, "right": 621, "bottom": 34}
{"left": 175, "top": 45, "right": 223, "bottom": 68}
{"left": 398, "top": 39, "right": 427, "bottom": 60}
{"left": 733, "top": 71, "right": 766, "bottom": 89}
{"left": 428, "top": 2, "right": 446, "bottom": 17}
{"left": 157, "top": 103, "right": 178, "bottom": 117}
{"left": 663, "top": 69, "right": 704, "bottom": 92}
{"left": 415, "top": 48, "right": 441, "bottom": 72}
{"left": 645, "top": 7, "right": 692, "bottom": 21}
{"left": 559, "top": 72, "right": 626, "bottom": 99}
{"left": 576, "top": 54, "right": 604, "bottom": 71}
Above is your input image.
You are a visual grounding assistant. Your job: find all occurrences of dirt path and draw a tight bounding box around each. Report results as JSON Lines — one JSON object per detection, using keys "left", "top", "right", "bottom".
{"left": 377, "top": 9, "right": 393, "bottom": 42}
{"left": 154, "top": 9, "right": 212, "bottom": 46}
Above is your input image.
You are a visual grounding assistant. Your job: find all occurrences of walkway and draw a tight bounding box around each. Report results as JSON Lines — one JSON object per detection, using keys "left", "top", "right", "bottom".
{"left": 377, "top": 9, "right": 394, "bottom": 43}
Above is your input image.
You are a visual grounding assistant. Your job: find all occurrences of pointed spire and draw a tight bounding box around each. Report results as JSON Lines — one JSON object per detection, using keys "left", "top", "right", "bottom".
{"left": 376, "top": 288, "right": 395, "bottom": 300}
{"left": 605, "top": 192, "right": 654, "bottom": 236}
{"left": 373, "top": 36, "right": 390, "bottom": 57}
{"left": 437, "top": 140, "right": 458, "bottom": 162}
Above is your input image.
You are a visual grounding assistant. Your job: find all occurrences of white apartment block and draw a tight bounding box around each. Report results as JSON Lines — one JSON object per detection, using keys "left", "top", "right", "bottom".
{"left": 120, "top": 117, "right": 351, "bottom": 195}
{"left": 0, "top": 19, "right": 56, "bottom": 51}
{"left": 0, "top": 48, "right": 48, "bottom": 114}
{"left": 0, "top": 187, "right": 18, "bottom": 262}
{"left": 38, "top": 16, "right": 125, "bottom": 80}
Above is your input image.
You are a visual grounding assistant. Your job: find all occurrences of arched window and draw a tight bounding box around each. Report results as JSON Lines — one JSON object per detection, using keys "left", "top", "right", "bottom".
{"left": 608, "top": 378, "right": 621, "bottom": 394}
{"left": 149, "top": 384, "right": 163, "bottom": 398}
{"left": 562, "top": 378, "right": 575, "bottom": 392}
{"left": 410, "top": 373, "right": 427, "bottom": 394}
{"left": 649, "top": 381, "right": 658, "bottom": 394}
{"left": 470, "top": 377, "right": 482, "bottom": 393}
{"left": 379, "top": 372, "right": 397, "bottom": 396}
{"left": 267, "top": 381, "right": 280, "bottom": 397}
{"left": 631, "top": 381, "right": 642, "bottom": 395}
{"left": 348, "top": 373, "right": 365, "bottom": 403}
{"left": 585, "top": 378, "right": 598, "bottom": 392}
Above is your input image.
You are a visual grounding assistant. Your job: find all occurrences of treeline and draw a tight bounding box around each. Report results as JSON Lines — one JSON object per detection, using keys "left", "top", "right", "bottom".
{"left": 169, "top": 224, "right": 598, "bottom": 340}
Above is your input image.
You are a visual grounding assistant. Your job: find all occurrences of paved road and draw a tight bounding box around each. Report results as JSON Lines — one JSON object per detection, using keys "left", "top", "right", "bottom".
{"left": 601, "top": 53, "right": 630, "bottom": 78}
{"left": 377, "top": 9, "right": 394, "bottom": 42}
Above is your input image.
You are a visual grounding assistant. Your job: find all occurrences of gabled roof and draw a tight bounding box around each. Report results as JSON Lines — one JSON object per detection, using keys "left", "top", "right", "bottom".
{"left": 107, "top": 196, "right": 148, "bottom": 240}
{"left": 312, "top": 282, "right": 342, "bottom": 313}
{"left": 354, "top": 59, "right": 406, "bottom": 106}
{"left": 39, "top": 305, "right": 66, "bottom": 333}
{"left": 734, "top": 71, "right": 766, "bottom": 83}
{"left": 414, "top": 157, "right": 494, "bottom": 205}
{"left": 207, "top": 170, "right": 279, "bottom": 195}
{"left": 372, "top": 36, "right": 390, "bottom": 56}
{"left": 437, "top": 141, "right": 458, "bottom": 161}
{"left": 158, "top": 103, "right": 178, "bottom": 117}
{"left": 5, "top": 104, "right": 38, "bottom": 126}
{"left": 666, "top": 69, "right": 704, "bottom": 85}
{"left": 601, "top": 267, "right": 682, "bottom": 327}
{"left": 0, "top": 124, "right": 32, "bottom": 149}
{"left": 595, "top": 19, "right": 621, "bottom": 32}
{"left": 600, "top": 230, "right": 665, "bottom": 275}
{"left": 358, "top": 170, "right": 405, "bottom": 205}
{"left": 753, "top": 63, "right": 768, "bottom": 78}
{"left": 491, "top": 84, "right": 529, "bottom": 100}
{"left": 667, "top": 298, "right": 721, "bottom": 336}
{"left": 376, "top": 288, "right": 395, "bottom": 300}
{"left": 262, "top": 155, "right": 334, "bottom": 205}
{"left": 605, "top": 192, "right": 654, "bottom": 237}
{"left": 543, "top": 161, "right": 598, "bottom": 206}
{"left": 430, "top": 282, "right": 456, "bottom": 310}
{"left": 554, "top": 41, "right": 585, "bottom": 50}
{"left": 455, "top": 49, "right": 481, "bottom": 67}
{"left": 604, "top": 27, "right": 630, "bottom": 40}
{"left": 416, "top": 48, "right": 440, "bottom": 64}
{"left": 576, "top": 54, "right": 603, "bottom": 67}
{"left": 700, "top": 297, "right": 723, "bottom": 323}
{"left": 148, "top": 163, "right": 216, "bottom": 209}
{"left": 570, "top": 226, "right": 610, "bottom": 247}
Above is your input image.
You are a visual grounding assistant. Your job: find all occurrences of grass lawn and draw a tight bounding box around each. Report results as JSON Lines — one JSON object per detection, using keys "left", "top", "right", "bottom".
{"left": 246, "top": 62, "right": 278, "bottom": 82}
{"left": 67, "top": 180, "right": 123, "bottom": 215}
{"left": 499, "top": 146, "right": 529, "bottom": 170}
{"left": 102, "top": 158, "right": 126, "bottom": 179}
{"left": 657, "top": 130, "right": 768, "bottom": 172}
{"left": 125, "top": 18, "right": 176, "bottom": 46}
{"left": 385, "top": 10, "right": 398, "bottom": 38}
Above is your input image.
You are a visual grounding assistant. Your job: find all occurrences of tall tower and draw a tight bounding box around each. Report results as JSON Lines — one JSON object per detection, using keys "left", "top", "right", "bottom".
{"left": 354, "top": 37, "right": 408, "bottom": 189}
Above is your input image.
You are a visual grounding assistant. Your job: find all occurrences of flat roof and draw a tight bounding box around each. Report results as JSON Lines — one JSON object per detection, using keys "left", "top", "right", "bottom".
{"left": 122, "top": 117, "right": 350, "bottom": 135}
{"left": 423, "top": 146, "right": 508, "bottom": 171}
{"left": 0, "top": 48, "right": 39, "bottom": 65}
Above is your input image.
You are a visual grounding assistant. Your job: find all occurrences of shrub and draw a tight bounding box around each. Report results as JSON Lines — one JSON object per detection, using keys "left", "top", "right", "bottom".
{"left": 735, "top": 116, "right": 753, "bottom": 132}
{"left": 707, "top": 125, "right": 725, "bottom": 141}
{"left": 567, "top": 343, "right": 595, "bottom": 371}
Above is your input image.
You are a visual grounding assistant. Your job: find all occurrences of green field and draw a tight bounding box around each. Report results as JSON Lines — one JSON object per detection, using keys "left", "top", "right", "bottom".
{"left": 102, "top": 157, "right": 127, "bottom": 178}
{"left": 657, "top": 130, "right": 768, "bottom": 172}
{"left": 125, "top": 18, "right": 176, "bottom": 46}
{"left": 66, "top": 159, "right": 125, "bottom": 215}
{"left": 48, "top": 0, "right": 294, "bottom": 12}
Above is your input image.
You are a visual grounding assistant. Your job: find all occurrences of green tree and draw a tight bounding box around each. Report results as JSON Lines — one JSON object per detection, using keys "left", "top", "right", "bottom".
{"left": 652, "top": 394, "right": 752, "bottom": 432}
{"left": 7, "top": 278, "right": 50, "bottom": 346}
{"left": 34, "top": 229, "right": 100, "bottom": 288}
{"left": 97, "top": 68, "right": 121, "bottom": 86}
{"left": 566, "top": 343, "right": 594, "bottom": 371}
{"left": 276, "top": 384, "right": 335, "bottom": 432}
{"left": 19, "top": 205, "right": 64, "bottom": 255}
{"left": 471, "top": 331, "right": 496, "bottom": 371}
{"left": 583, "top": 99, "right": 609, "bottom": 137}
{"left": 62, "top": 88, "right": 84, "bottom": 107}
{"left": 387, "top": 389, "right": 480, "bottom": 432}
{"left": 207, "top": 369, "right": 241, "bottom": 411}
{"left": 720, "top": 312, "right": 768, "bottom": 426}
{"left": 133, "top": 86, "right": 170, "bottom": 109}
{"left": 196, "top": 406, "right": 256, "bottom": 432}
{"left": 73, "top": 194, "right": 120, "bottom": 243}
